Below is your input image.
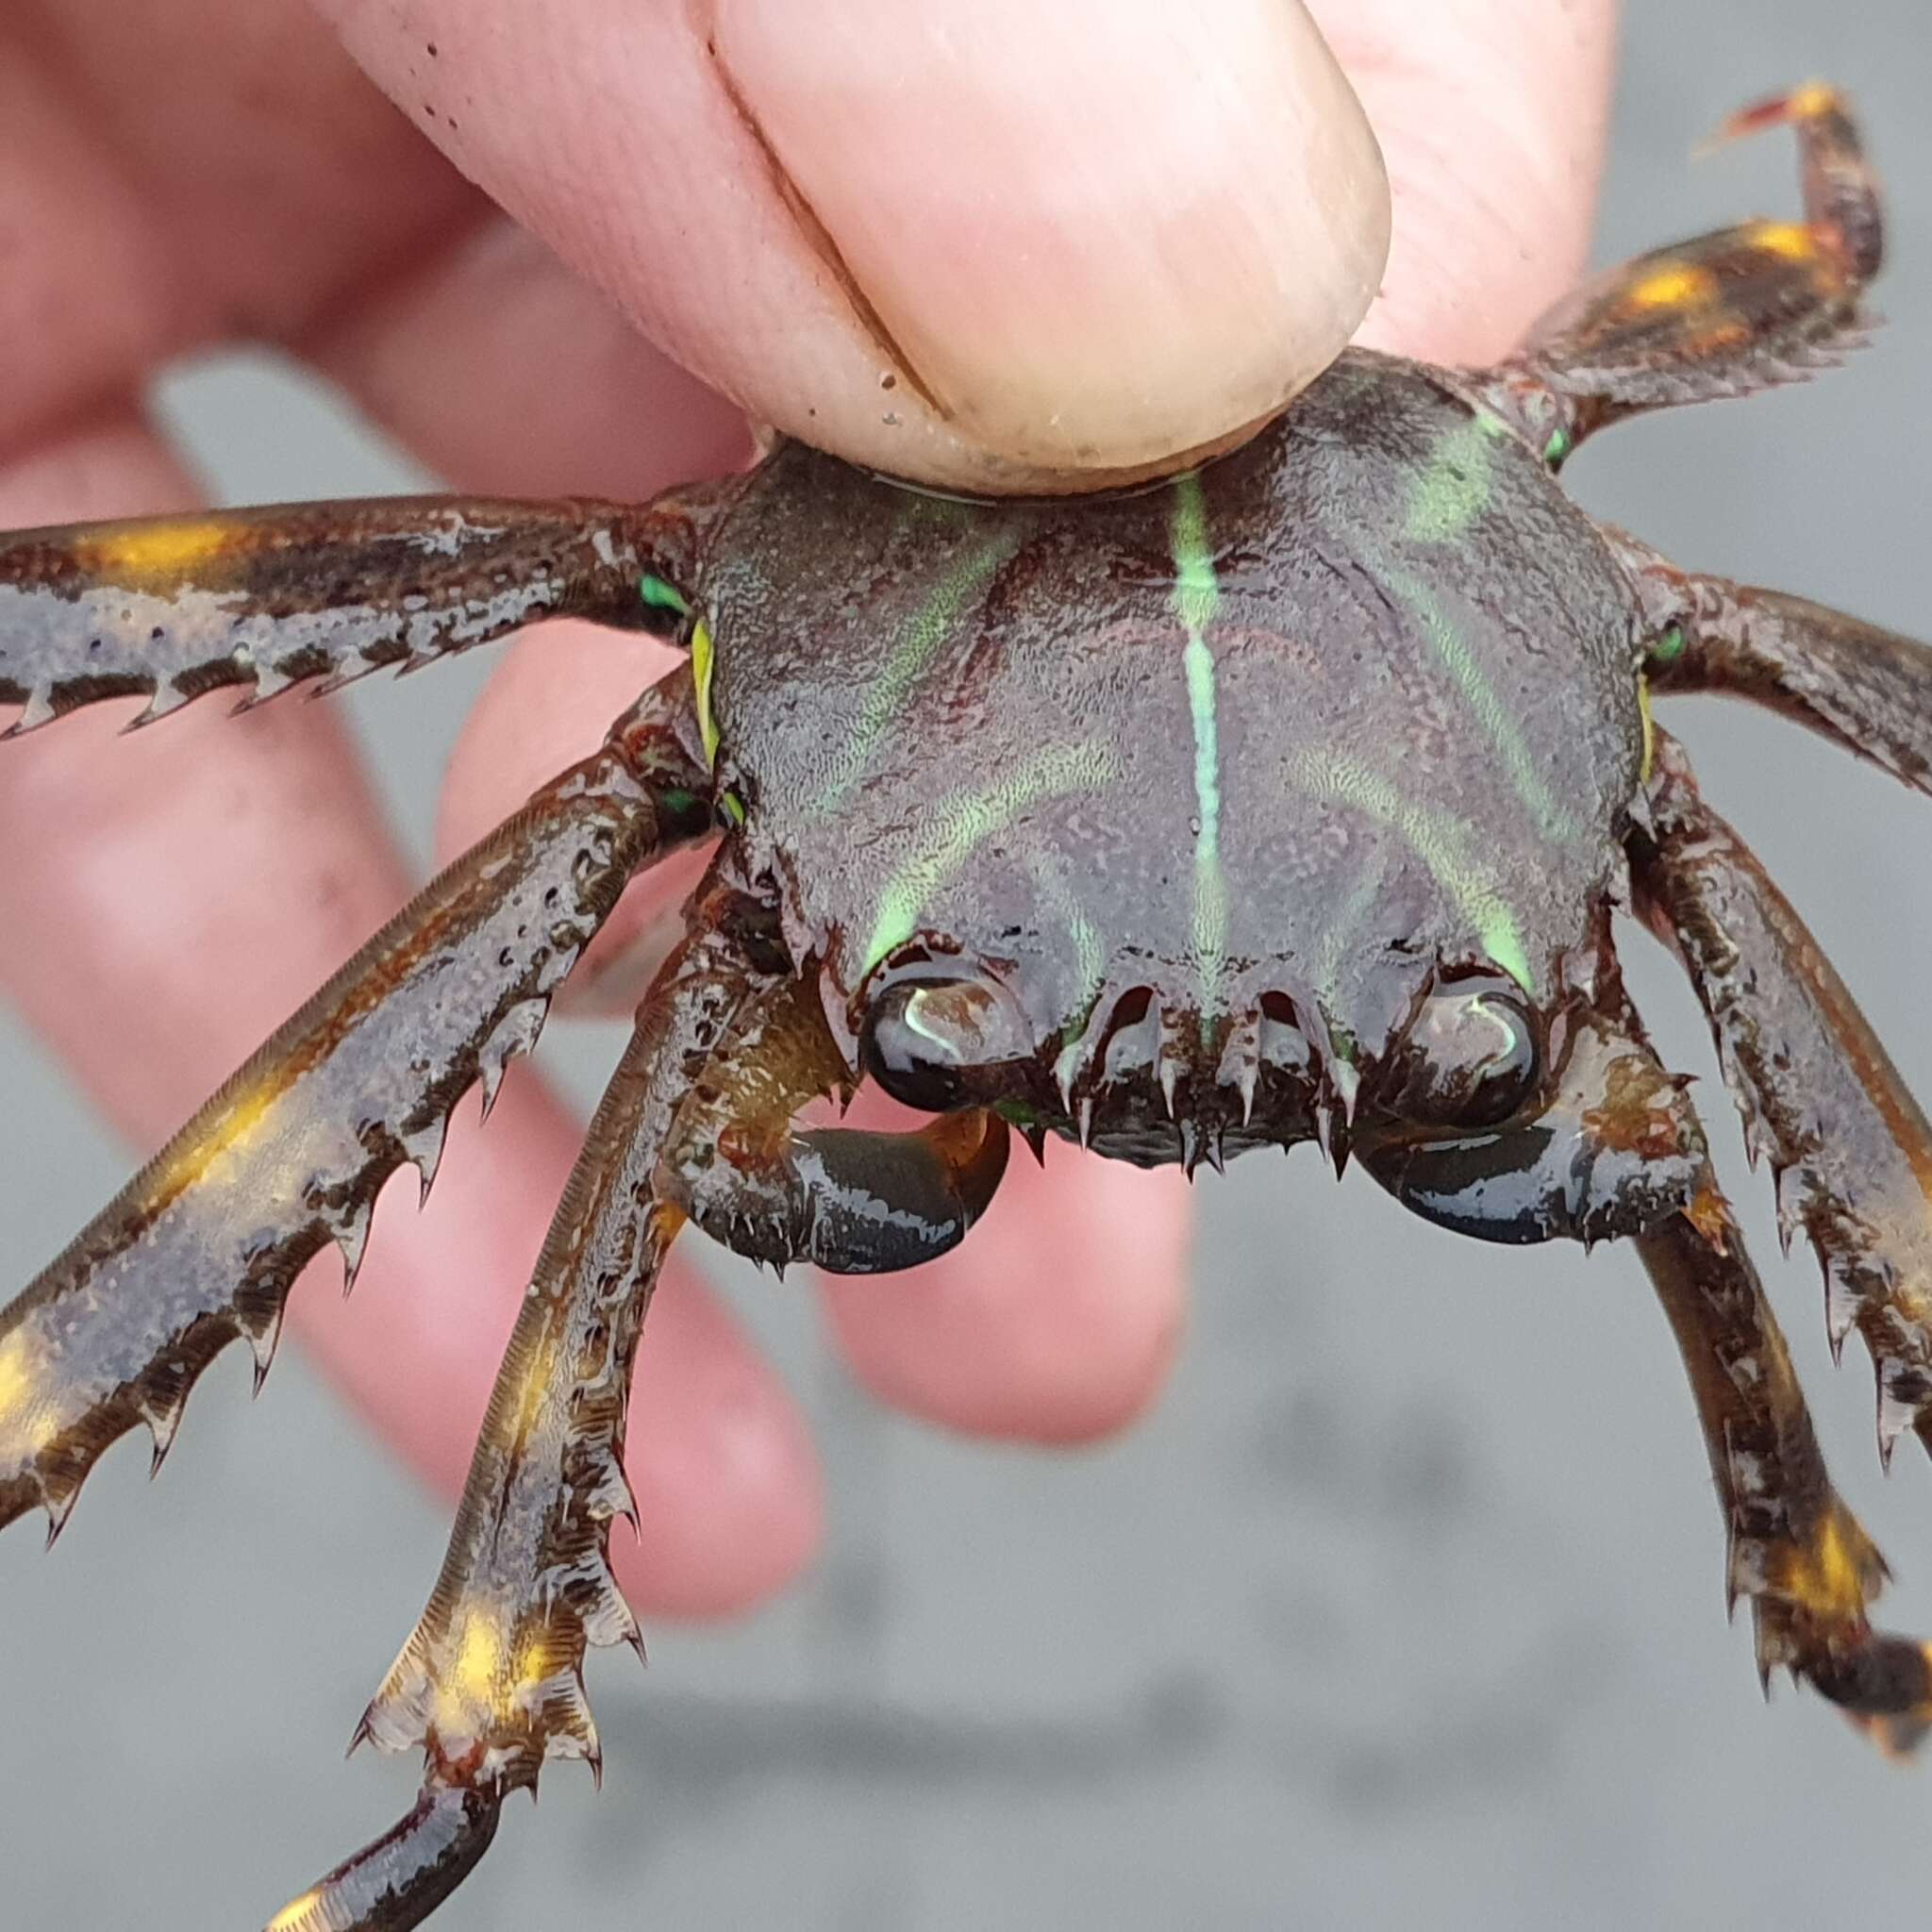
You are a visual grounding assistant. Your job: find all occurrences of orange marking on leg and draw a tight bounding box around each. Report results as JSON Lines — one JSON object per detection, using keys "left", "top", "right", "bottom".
{"left": 266, "top": 1887, "right": 324, "bottom": 1932}
{"left": 1627, "top": 262, "right": 1719, "bottom": 311}
{"left": 76, "top": 519, "right": 242, "bottom": 583}
{"left": 1789, "top": 80, "right": 1842, "bottom": 122}
{"left": 0, "top": 1334, "right": 57, "bottom": 1460}
{"left": 1751, "top": 220, "right": 1816, "bottom": 261}
{"left": 1771, "top": 1508, "right": 1883, "bottom": 1624}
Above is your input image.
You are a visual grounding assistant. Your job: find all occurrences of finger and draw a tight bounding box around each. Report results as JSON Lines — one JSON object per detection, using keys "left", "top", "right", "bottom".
{"left": 1316, "top": 0, "right": 1620, "bottom": 362}
{"left": 315, "top": 0, "right": 1391, "bottom": 491}
{"left": 311, "top": 216, "right": 757, "bottom": 500}
{"left": 0, "top": 417, "right": 818, "bottom": 1615}
{"left": 1, "top": 0, "right": 476, "bottom": 455}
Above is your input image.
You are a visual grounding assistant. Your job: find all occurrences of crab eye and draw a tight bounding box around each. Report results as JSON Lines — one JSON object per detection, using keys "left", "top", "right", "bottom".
{"left": 861, "top": 976, "right": 1031, "bottom": 1114}
{"left": 1380, "top": 977, "right": 1541, "bottom": 1131}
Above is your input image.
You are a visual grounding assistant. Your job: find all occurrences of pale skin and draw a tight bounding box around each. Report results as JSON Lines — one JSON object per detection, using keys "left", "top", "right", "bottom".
{"left": 0, "top": 0, "right": 1615, "bottom": 1617}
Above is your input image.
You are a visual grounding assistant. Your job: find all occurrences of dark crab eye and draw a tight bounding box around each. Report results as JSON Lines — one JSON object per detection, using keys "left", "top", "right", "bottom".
{"left": 861, "top": 974, "right": 1033, "bottom": 1113}
{"left": 1379, "top": 976, "right": 1541, "bottom": 1132}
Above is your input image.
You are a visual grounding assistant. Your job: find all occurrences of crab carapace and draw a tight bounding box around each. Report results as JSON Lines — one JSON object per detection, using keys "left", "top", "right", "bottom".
{"left": 2, "top": 85, "right": 1929, "bottom": 1931}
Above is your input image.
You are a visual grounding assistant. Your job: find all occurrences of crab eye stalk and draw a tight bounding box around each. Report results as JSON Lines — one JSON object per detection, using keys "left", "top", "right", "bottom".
{"left": 1379, "top": 977, "right": 1541, "bottom": 1132}
{"left": 861, "top": 975, "right": 1032, "bottom": 1114}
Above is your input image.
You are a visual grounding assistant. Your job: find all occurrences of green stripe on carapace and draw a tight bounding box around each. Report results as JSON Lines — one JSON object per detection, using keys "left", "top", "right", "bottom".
{"left": 862, "top": 741, "right": 1118, "bottom": 975}
{"left": 810, "top": 528, "right": 1020, "bottom": 813}
{"left": 1170, "top": 475, "right": 1229, "bottom": 992}
{"left": 1377, "top": 559, "right": 1581, "bottom": 845}
{"left": 1406, "top": 413, "right": 1508, "bottom": 543}
{"left": 1289, "top": 748, "right": 1534, "bottom": 991}
{"left": 691, "top": 618, "right": 721, "bottom": 767}
{"left": 1647, "top": 625, "right": 1687, "bottom": 666}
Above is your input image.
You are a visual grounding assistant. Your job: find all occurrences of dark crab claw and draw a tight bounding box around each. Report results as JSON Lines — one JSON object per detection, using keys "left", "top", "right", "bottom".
{"left": 1362, "top": 1003, "right": 1707, "bottom": 1246}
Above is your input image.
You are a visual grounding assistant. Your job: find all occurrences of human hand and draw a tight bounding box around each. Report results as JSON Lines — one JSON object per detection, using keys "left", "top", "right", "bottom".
{"left": 0, "top": 0, "right": 1614, "bottom": 1615}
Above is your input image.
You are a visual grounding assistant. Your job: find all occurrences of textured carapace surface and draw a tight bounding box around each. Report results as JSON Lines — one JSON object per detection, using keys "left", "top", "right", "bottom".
{"left": 703, "top": 353, "right": 1641, "bottom": 1162}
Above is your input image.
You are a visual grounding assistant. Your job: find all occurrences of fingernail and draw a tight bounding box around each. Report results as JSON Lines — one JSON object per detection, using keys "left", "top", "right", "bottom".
{"left": 711, "top": 0, "right": 1389, "bottom": 485}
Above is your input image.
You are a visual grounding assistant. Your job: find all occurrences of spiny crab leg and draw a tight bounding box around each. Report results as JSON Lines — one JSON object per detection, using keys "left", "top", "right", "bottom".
{"left": 282, "top": 883, "right": 781, "bottom": 1932}
{"left": 0, "top": 675, "right": 711, "bottom": 1541}
{"left": 0, "top": 491, "right": 715, "bottom": 734}
{"left": 1481, "top": 85, "right": 1877, "bottom": 459}
{"left": 1617, "top": 541, "right": 1932, "bottom": 799}
{"left": 1641, "top": 1190, "right": 1932, "bottom": 1753}
{"left": 1632, "top": 730, "right": 1932, "bottom": 1468}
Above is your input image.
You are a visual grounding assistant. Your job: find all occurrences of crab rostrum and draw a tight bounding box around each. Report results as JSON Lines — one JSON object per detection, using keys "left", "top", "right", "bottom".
{"left": 3, "top": 87, "right": 1930, "bottom": 1930}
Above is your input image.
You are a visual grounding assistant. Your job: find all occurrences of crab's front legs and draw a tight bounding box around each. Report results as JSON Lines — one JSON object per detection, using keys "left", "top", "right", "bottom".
{"left": 658, "top": 973, "right": 1010, "bottom": 1275}
{"left": 1641, "top": 1197, "right": 1932, "bottom": 1753}
{"left": 1360, "top": 986, "right": 1707, "bottom": 1246}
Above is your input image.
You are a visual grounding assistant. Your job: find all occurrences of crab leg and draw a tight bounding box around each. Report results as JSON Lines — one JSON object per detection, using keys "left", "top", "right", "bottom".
{"left": 659, "top": 971, "right": 1010, "bottom": 1275}
{"left": 1483, "top": 85, "right": 1878, "bottom": 458}
{"left": 1612, "top": 543, "right": 1932, "bottom": 800}
{"left": 0, "top": 676, "right": 711, "bottom": 1540}
{"left": 282, "top": 883, "right": 778, "bottom": 1931}
{"left": 1630, "top": 730, "right": 1932, "bottom": 1467}
{"left": 0, "top": 489, "right": 723, "bottom": 734}
{"left": 1641, "top": 1190, "right": 1932, "bottom": 1753}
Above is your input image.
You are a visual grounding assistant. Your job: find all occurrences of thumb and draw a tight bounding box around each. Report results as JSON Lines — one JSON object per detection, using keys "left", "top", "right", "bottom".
{"left": 314, "top": 0, "right": 1390, "bottom": 491}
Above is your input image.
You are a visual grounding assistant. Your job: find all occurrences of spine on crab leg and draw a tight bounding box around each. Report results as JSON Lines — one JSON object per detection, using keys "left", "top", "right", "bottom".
{"left": 0, "top": 486, "right": 724, "bottom": 733}
{"left": 1631, "top": 729, "right": 1932, "bottom": 1467}
{"left": 282, "top": 886, "right": 779, "bottom": 1932}
{"left": 1640, "top": 1188, "right": 1932, "bottom": 1754}
{"left": 0, "top": 676, "right": 711, "bottom": 1540}
{"left": 1613, "top": 540, "right": 1932, "bottom": 799}
{"left": 1481, "top": 84, "right": 1879, "bottom": 459}
{"left": 657, "top": 972, "right": 1010, "bottom": 1275}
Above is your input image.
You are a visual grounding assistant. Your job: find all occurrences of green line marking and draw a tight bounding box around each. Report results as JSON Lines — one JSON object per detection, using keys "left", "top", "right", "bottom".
{"left": 1171, "top": 475, "right": 1228, "bottom": 994}
{"left": 1648, "top": 625, "right": 1687, "bottom": 666}
{"left": 1407, "top": 413, "right": 1507, "bottom": 543}
{"left": 810, "top": 528, "right": 1018, "bottom": 814}
{"left": 862, "top": 741, "right": 1117, "bottom": 974}
{"left": 640, "top": 574, "right": 691, "bottom": 617}
{"left": 1377, "top": 559, "right": 1580, "bottom": 845}
{"left": 1542, "top": 427, "right": 1574, "bottom": 468}
{"left": 1288, "top": 748, "right": 1533, "bottom": 991}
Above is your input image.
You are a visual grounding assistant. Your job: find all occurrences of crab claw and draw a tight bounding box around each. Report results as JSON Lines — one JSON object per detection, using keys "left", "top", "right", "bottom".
{"left": 1360, "top": 1002, "right": 1706, "bottom": 1246}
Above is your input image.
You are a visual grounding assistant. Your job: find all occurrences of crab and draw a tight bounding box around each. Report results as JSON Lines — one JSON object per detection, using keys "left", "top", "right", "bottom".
{"left": 2, "top": 79, "right": 1930, "bottom": 1930}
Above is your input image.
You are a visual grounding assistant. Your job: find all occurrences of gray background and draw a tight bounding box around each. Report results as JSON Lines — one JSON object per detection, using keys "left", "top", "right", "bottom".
{"left": 6, "top": 2, "right": 1932, "bottom": 1926}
